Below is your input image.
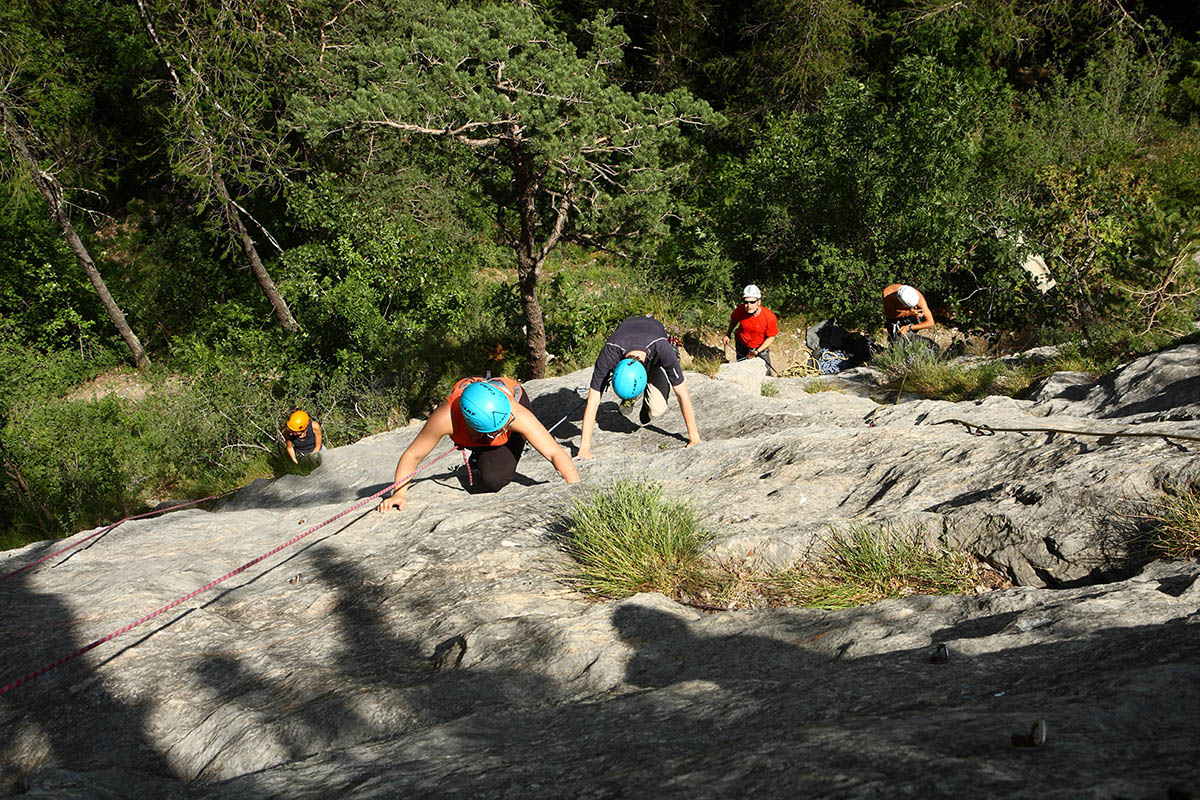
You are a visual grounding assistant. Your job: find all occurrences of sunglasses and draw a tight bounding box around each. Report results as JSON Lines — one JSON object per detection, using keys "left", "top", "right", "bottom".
{"left": 743, "top": 298, "right": 759, "bottom": 304}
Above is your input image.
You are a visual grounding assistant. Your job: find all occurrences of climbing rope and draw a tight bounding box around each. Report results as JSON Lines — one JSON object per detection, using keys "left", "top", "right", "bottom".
{"left": 933, "top": 418, "right": 1200, "bottom": 444}
{"left": 0, "top": 446, "right": 459, "bottom": 697}
{"left": 0, "top": 491, "right": 237, "bottom": 584}
{"left": 520, "top": 387, "right": 588, "bottom": 457}
{"left": 866, "top": 372, "right": 908, "bottom": 428}
{"left": 460, "top": 448, "right": 474, "bottom": 486}
{"left": 544, "top": 388, "right": 588, "bottom": 436}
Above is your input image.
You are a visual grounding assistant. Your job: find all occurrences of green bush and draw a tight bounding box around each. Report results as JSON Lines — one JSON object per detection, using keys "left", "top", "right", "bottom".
{"left": 712, "top": 58, "right": 994, "bottom": 325}
{"left": 0, "top": 208, "right": 109, "bottom": 353}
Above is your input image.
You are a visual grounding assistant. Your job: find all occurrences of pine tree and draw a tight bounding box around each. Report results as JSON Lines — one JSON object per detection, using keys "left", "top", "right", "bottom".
{"left": 302, "top": 4, "right": 718, "bottom": 377}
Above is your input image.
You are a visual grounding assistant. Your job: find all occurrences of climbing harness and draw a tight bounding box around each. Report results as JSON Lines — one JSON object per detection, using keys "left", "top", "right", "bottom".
{"left": 0, "top": 491, "right": 236, "bottom": 584}
{"left": 0, "top": 446, "right": 459, "bottom": 697}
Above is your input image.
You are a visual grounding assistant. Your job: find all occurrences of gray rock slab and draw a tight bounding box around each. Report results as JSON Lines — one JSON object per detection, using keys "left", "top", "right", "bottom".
{"left": 716, "top": 357, "right": 767, "bottom": 395}
{"left": 1030, "top": 342, "right": 1200, "bottom": 421}
{"left": 3, "top": 344, "right": 1200, "bottom": 797}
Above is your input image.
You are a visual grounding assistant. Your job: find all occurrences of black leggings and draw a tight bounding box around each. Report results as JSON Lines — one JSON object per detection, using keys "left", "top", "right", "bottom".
{"left": 470, "top": 391, "right": 533, "bottom": 492}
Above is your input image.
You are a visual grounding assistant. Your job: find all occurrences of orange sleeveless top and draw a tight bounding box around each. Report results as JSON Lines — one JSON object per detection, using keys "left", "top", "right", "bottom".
{"left": 446, "top": 376, "right": 524, "bottom": 448}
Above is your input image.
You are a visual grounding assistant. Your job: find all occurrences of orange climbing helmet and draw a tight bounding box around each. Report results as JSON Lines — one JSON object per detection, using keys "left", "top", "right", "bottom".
{"left": 286, "top": 410, "right": 310, "bottom": 432}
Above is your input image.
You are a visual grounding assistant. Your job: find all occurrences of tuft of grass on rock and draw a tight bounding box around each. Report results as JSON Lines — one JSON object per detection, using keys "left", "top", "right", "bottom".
{"left": 560, "top": 482, "right": 985, "bottom": 609}
{"left": 690, "top": 355, "right": 724, "bottom": 377}
{"left": 872, "top": 341, "right": 1113, "bottom": 402}
{"left": 760, "top": 381, "right": 779, "bottom": 397}
{"left": 1139, "top": 482, "right": 1200, "bottom": 560}
{"left": 804, "top": 379, "right": 844, "bottom": 394}
{"left": 560, "top": 479, "right": 710, "bottom": 598}
{"left": 770, "top": 524, "right": 979, "bottom": 609}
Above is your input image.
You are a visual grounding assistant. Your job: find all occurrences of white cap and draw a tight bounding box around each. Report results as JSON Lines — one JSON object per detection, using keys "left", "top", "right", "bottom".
{"left": 742, "top": 284, "right": 762, "bottom": 300}
{"left": 897, "top": 285, "right": 919, "bottom": 308}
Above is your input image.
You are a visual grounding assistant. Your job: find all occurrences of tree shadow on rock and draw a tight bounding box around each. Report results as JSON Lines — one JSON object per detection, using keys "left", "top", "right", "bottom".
{"left": 0, "top": 575, "right": 177, "bottom": 796}
{"left": 682, "top": 332, "right": 726, "bottom": 363}
{"left": 529, "top": 386, "right": 588, "bottom": 439}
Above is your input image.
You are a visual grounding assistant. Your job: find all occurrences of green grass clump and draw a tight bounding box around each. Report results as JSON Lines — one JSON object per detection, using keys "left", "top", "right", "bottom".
{"left": 760, "top": 381, "right": 779, "bottom": 397}
{"left": 771, "top": 524, "right": 979, "bottom": 609}
{"left": 560, "top": 482, "right": 984, "bottom": 609}
{"left": 560, "top": 479, "right": 711, "bottom": 598}
{"left": 872, "top": 341, "right": 1113, "bottom": 402}
{"left": 690, "top": 355, "right": 724, "bottom": 378}
{"left": 804, "top": 379, "right": 844, "bottom": 394}
{"left": 1140, "top": 482, "right": 1200, "bottom": 560}
{"left": 870, "top": 336, "right": 943, "bottom": 379}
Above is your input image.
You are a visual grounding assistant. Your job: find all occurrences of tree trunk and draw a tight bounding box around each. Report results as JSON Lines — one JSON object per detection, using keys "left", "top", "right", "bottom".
{"left": 510, "top": 142, "right": 549, "bottom": 379}
{"left": 213, "top": 176, "right": 299, "bottom": 332}
{"left": 134, "top": 2, "right": 298, "bottom": 333}
{"left": 3, "top": 451, "right": 54, "bottom": 538}
{"left": 4, "top": 120, "right": 151, "bottom": 369}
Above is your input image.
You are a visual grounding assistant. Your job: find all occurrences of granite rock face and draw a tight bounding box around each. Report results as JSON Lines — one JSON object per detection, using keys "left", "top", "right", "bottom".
{"left": 2, "top": 343, "right": 1199, "bottom": 798}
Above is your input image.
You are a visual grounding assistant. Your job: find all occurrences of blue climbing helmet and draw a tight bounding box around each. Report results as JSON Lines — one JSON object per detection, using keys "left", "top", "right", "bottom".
{"left": 459, "top": 381, "right": 513, "bottom": 434}
{"left": 611, "top": 357, "right": 648, "bottom": 400}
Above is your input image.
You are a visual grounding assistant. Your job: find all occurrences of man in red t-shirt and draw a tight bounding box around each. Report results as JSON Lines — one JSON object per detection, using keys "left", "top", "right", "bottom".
{"left": 723, "top": 284, "right": 779, "bottom": 374}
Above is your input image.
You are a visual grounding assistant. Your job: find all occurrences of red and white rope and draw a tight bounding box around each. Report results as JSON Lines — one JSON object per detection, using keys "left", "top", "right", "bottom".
{"left": 0, "top": 447, "right": 457, "bottom": 697}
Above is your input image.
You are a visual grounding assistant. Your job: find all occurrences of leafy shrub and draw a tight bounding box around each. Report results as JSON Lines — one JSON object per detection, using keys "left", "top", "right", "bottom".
{"left": 712, "top": 58, "right": 994, "bottom": 325}
{"left": 0, "top": 208, "right": 108, "bottom": 353}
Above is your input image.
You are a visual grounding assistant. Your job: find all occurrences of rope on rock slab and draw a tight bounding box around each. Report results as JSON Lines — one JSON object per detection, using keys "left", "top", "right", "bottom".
{"left": 0, "top": 491, "right": 237, "bottom": 584}
{"left": 0, "top": 446, "right": 459, "bottom": 697}
{"left": 932, "top": 418, "right": 1200, "bottom": 444}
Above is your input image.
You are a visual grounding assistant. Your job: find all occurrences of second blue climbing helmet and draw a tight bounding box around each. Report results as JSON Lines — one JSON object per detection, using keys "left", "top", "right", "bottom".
{"left": 612, "top": 358, "right": 648, "bottom": 400}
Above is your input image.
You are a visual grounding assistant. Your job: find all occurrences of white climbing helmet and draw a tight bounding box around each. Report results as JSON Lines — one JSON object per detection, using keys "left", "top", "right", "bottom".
{"left": 897, "top": 285, "right": 920, "bottom": 308}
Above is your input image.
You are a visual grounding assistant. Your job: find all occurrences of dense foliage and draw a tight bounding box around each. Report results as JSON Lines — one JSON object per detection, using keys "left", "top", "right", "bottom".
{"left": 0, "top": 0, "right": 1197, "bottom": 545}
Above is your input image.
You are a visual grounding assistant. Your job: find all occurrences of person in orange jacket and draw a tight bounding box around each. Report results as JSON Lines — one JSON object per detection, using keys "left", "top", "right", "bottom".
{"left": 377, "top": 377, "right": 579, "bottom": 514}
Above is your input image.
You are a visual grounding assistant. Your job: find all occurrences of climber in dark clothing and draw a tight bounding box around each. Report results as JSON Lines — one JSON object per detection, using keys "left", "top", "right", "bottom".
{"left": 284, "top": 410, "right": 323, "bottom": 463}
{"left": 577, "top": 315, "right": 701, "bottom": 460}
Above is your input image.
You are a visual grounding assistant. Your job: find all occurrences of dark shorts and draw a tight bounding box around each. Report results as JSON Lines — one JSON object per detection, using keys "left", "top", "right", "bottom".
{"left": 735, "top": 340, "right": 773, "bottom": 372}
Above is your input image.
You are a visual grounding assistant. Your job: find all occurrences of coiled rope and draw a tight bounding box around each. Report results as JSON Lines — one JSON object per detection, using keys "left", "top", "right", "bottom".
{"left": 0, "top": 446, "right": 458, "bottom": 697}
